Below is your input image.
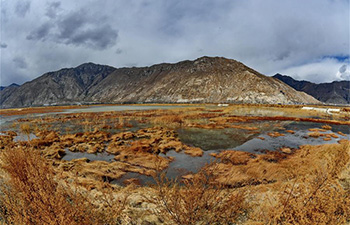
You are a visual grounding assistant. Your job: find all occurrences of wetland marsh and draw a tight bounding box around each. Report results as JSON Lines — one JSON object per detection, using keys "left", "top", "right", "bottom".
{"left": 1, "top": 104, "right": 349, "bottom": 224}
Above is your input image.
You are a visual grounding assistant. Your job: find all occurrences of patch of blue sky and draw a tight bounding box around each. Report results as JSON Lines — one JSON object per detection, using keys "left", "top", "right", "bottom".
{"left": 322, "top": 55, "right": 350, "bottom": 62}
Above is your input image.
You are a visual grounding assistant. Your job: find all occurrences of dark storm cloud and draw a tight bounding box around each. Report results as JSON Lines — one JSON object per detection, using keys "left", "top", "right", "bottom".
{"left": 55, "top": 10, "right": 118, "bottom": 50}
{"left": 57, "top": 10, "right": 86, "bottom": 39}
{"left": 12, "top": 57, "right": 28, "bottom": 69}
{"left": 26, "top": 8, "right": 118, "bottom": 50}
{"left": 26, "top": 23, "right": 52, "bottom": 41}
{"left": 15, "top": 0, "right": 31, "bottom": 17}
{"left": 64, "top": 24, "right": 118, "bottom": 49}
{"left": 45, "top": 1, "right": 61, "bottom": 19}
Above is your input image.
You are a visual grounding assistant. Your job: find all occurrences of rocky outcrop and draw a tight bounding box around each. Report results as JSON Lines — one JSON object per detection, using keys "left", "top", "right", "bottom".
{"left": 1, "top": 57, "right": 320, "bottom": 108}
{"left": 273, "top": 74, "right": 350, "bottom": 104}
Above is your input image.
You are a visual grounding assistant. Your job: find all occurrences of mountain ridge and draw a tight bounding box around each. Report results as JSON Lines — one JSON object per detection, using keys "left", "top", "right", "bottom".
{"left": 0, "top": 56, "right": 320, "bottom": 108}
{"left": 273, "top": 74, "right": 349, "bottom": 104}
{"left": 0, "top": 83, "right": 19, "bottom": 91}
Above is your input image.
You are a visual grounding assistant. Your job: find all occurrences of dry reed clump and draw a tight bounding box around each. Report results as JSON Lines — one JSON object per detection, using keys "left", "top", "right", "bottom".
{"left": 330, "top": 133, "right": 339, "bottom": 138}
{"left": 236, "top": 115, "right": 350, "bottom": 125}
{"left": 308, "top": 131, "right": 340, "bottom": 139}
{"left": 147, "top": 169, "right": 248, "bottom": 225}
{"left": 263, "top": 140, "right": 350, "bottom": 224}
{"left": 0, "top": 134, "right": 16, "bottom": 149}
{"left": 204, "top": 140, "right": 350, "bottom": 188}
{"left": 0, "top": 146, "right": 126, "bottom": 225}
{"left": 265, "top": 177, "right": 350, "bottom": 225}
{"left": 114, "top": 117, "right": 133, "bottom": 129}
{"left": 308, "top": 128, "right": 327, "bottom": 132}
{"left": 0, "top": 105, "right": 86, "bottom": 117}
{"left": 338, "top": 131, "right": 347, "bottom": 137}
{"left": 308, "top": 131, "right": 321, "bottom": 138}
{"left": 246, "top": 140, "right": 350, "bottom": 224}
{"left": 321, "top": 125, "right": 332, "bottom": 130}
{"left": 267, "top": 132, "right": 285, "bottom": 138}
{"left": 152, "top": 114, "right": 184, "bottom": 127}
{"left": 20, "top": 122, "right": 33, "bottom": 140}
{"left": 212, "top": 151, "right": 256, "bottom": 165}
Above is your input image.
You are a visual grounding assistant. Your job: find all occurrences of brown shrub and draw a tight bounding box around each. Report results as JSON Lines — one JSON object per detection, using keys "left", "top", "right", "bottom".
{"left": 152, "top": 114, "right": 184, "bottom": 127}
{"left": 268, "top": 132, "right": 285, "bottom": 138}
{"left": 0, "top": 147, "right": 125, "bottom": 224}
{"left": 147, "top": 169, "right": 247, "bottom": 225}
{"left": 321, "top": 125, "right": 332, "bottom": 130}
{"left": 308, "top": 131, "right": 321, "bottom": 138}
{"left": 267, "top": 176, "right": 350, "bottom": 225}
{"left": 214, "top": 150, "right": 255, "bottom": 165}
{"left": 338, "top": 131, "right": 347, "bottom": 137}
{"left": 20, "top": 123, "right": 33, "bottom": 140}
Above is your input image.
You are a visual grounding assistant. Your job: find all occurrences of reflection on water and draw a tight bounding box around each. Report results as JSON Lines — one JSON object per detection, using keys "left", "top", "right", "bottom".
{"left": 226, "top": 106, "right": 289, "bottom": 117}
{"left": 62, "top": 149, "right": 115, "bottom": 162}
{"left": 14, "top": 133, "right": 37, "bottom": 142}
{"left": 236, "top": 130, "right": 347, "bottom": 153}
{"left": 62, "top": 105, "right": 290, "bottom": 117}
{"left": 112, "top": 150, "right": 217, "bottom": 186}
{"left": 111, "top": 172, "right": 154, "bottom": 186}
{"left": 163, "top": 150, "right": 216, "bottom": 179}
{"left": 234, "top": 122, "right": 349, "bottom": 153}
{"left": 177, "top": 128, "right": 256, "bottom": 150}
{"left": 179, "top": 122, "right": 349, "bottom": 152}
{"left": 63, "top": 105, "right": 197, "bottom": 114}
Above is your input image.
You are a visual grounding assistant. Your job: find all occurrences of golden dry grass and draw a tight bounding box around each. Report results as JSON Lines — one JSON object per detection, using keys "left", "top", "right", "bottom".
{"left": 208, "top": 140, "right": 350, "bottom": 224}
{"left": 147, "top": 168, "right": 247, "bottom": 225}
{"left": 0, "top": 146, "right": 127, "bottom": 224}
{"left": 0, "top": 105, "right": 87, "bottom": 116}
{"left": 0, "top": 147, "right": 95, "bottom": 224}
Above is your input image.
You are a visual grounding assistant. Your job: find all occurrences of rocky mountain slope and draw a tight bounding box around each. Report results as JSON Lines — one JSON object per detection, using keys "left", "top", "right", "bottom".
{"left": 0, "top": 83, "right": 20, "bottom": 91}
{"left": 274, "top": 74, "right": 349, "bottom": 104}
{"left": 0, "top": 83, "right": 20, "bottom": 105}
{"left": 1, "top": 57, "right": 319, "bottom": 108}
{"left": 0, "top": 63, "right": 115, "bottom": 108}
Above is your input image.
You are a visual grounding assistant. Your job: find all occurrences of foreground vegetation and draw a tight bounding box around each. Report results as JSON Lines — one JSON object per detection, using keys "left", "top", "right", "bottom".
{"left": 0, "top": 104, "right": 349, "bottom": 224}
{"left": 1, "top": 140, "right": 349, "bottom": 224}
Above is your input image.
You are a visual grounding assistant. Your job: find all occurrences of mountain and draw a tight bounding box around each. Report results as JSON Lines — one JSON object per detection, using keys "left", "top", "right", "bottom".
{"left": 0, "top": 63, "right": 116, "bottom": 108}
{"left": 273, "top": 74, "right": 350, "bottom": 104}
{"left": 0, "top": 83, "right": 20, "bottom": 107}
{"left": 1, "top": 57, "right": 319, "bottom": 108}
{"left": 0, "top": 83, "right": 19, "bottom": 90}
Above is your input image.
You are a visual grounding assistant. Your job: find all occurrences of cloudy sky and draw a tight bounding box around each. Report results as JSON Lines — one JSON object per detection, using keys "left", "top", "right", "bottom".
{"left": 0, "top": 0, "right": 349, "bottom": 86}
